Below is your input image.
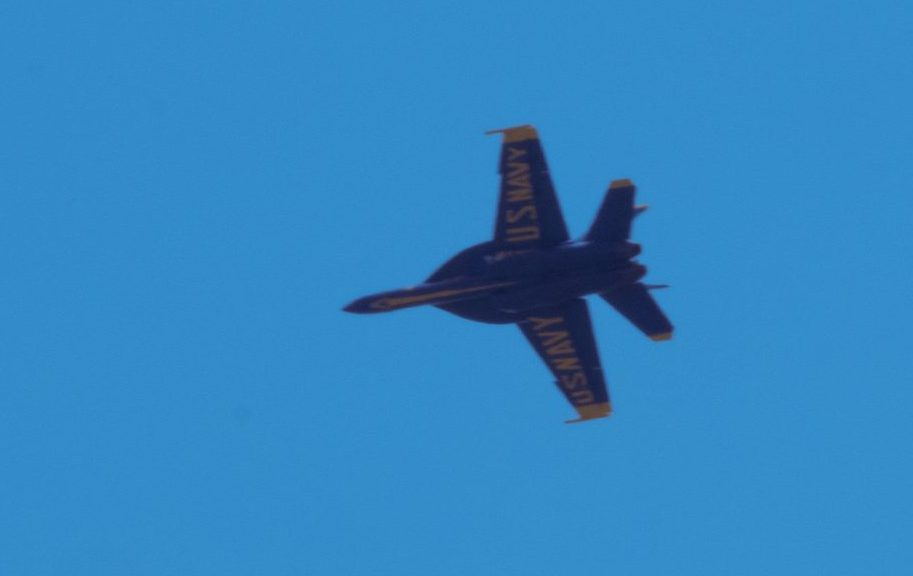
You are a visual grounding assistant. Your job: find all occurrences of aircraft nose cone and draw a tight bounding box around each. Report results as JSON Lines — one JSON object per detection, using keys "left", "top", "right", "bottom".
{"left": 342, "top": 299, "right": 364, "bottom": 313}
{"left": 344, "top": 295, "right": 381, "bottom": 314}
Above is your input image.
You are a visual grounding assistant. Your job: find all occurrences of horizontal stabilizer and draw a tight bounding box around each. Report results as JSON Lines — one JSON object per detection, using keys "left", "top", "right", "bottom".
{"left": 600, "top": 283, "right": 673, "bottom": 341}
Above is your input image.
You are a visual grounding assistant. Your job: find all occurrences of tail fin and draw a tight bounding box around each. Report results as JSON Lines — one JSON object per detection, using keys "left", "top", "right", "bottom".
{"left": 583, "top": 179, "right": 643, "bottom": 242}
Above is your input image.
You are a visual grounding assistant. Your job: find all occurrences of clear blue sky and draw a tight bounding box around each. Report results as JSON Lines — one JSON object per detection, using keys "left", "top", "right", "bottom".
{"left": 2, "top": 1, "right": 912, "bottom": 574}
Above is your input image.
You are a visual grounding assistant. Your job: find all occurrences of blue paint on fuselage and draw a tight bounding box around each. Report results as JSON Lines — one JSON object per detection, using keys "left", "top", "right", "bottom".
{"left": 344, "top": 239, "right": 646, "bottom": 323}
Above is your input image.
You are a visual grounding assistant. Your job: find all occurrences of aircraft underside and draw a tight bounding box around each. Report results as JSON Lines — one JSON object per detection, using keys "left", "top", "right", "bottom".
{"left": 344, "top": 124, "right": 673, "bottom": 423}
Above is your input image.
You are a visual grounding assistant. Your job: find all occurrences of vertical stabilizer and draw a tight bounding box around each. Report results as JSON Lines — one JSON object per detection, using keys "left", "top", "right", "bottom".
{"left": 583, "top": 179, "right": 636, "bottom": 242}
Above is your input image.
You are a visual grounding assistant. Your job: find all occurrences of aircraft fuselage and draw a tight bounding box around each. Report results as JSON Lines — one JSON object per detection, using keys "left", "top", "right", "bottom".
{"left": 343, "top": 239, "right": 646, "bottom": 323}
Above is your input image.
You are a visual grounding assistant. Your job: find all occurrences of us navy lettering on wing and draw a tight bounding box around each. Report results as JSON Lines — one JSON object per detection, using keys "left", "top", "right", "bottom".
{"left": 527, "top": 316, "right": 595, "bottom": 405}
{"left": 504, "top": 146, "right": 540, "bottom": 243}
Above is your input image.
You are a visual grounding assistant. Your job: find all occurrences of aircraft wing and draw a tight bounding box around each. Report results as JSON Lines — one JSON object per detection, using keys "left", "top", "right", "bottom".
{"left": 487, "top": 125, "right": 570, "bottom": 249}
{"left": 600, "top": 283, "right": 674, "bottom": 341}
{"left": 517, "top": 298, "right": 612, "bottom": 423}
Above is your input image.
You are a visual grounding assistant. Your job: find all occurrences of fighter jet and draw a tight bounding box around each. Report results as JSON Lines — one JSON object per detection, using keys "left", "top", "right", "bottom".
{"left": 344, "top": 125, "right": 673, "bottom": 423}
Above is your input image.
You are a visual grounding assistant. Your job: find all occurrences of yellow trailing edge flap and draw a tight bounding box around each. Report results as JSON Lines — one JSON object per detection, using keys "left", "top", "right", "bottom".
{"left": 565, "top": 402, "right": 613, "bottom": 424}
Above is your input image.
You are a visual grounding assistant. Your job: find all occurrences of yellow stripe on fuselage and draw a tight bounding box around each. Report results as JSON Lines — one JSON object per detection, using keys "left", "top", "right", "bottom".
{"left": 369, "top": 282, "right": 515, "bottom": 311}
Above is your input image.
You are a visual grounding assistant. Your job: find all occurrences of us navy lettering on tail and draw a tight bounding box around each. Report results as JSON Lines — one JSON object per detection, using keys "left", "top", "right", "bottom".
{"left": 344, "top": 124, "right": 673, "bottom": 423}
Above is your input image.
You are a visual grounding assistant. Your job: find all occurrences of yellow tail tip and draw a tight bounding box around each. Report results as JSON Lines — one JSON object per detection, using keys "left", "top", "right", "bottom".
{"left": 610, "top": 178, "right": 634, "bottom": 189}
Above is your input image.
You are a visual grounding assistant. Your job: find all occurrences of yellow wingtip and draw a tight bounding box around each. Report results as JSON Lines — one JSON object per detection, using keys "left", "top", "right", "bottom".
{"left": 485, "top": 124, "right": 538, "bottom": 143}
{"left": 565, "top": 402, "right": 613, "bottom": 423}
{"left": 650, "top": 332, "right": 673, "bottom": 341}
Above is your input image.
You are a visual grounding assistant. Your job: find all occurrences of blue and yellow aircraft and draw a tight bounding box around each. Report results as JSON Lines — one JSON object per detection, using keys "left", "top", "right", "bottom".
{"left": 344, "top": 125, "right": 673, "bottom": 423}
